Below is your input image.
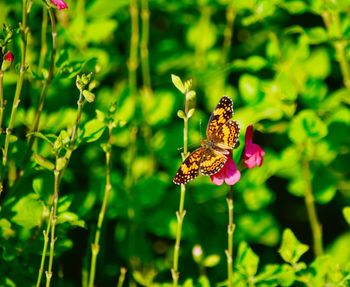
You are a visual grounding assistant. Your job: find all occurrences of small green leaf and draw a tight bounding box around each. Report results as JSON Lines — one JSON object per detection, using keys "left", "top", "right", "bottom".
{"left": 177, "top": 110, "right": 186, "bottom": 119}
{"left": 186, "top": 90, "right": 196, "bottom": 101}
{"left": 82, "top": 90, "right": 95, "bottom": 103}
{"left": 239, "top": 74, "right": 263, "bottom": 104}
{"left": 236, "top": 242, "right": 259, "bottom": 277}
{"left": 187, "top": 108, "right": 195, "bottom": 119}
{"left": 182, "top": 278, "right": 194, "bottom": 287}
{"left": 343, "top": 207, "right": 350, "bottom": 226}
{"left": 279, "top": 229, "right": 309, "bottom": 264}
{"left": 82, "top": 119, "right": 106, "bottom": 143}
{"left": 198, "top": 275, "right": 210, "bottom": 287}
{"left": 202, "top": 254, "right": 220, "bottom": 268}
{"left": 171, "top": 74, "right": 185, "bottom": 93}
{"left": 33, "top": 154, "right": 55, "bottom": 171}
{"left": 11, "top": 195, "right": 43, "bottom": 228}
{"left": 56, "top": 157, "right": 67, "bottom": 171}
{"left": 288, "top": 110, "right": 328, "bottom": 144}
{"left": 57, "top": 211, "right": 86, "bottom": 228}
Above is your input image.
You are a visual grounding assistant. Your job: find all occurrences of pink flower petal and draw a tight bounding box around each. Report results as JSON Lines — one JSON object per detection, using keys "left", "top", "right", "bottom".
{"left": 210, "top": 153, "right": 240, "bottom": 186}
{"left": 243, "top": 125, "right": 265, "bottom": 169}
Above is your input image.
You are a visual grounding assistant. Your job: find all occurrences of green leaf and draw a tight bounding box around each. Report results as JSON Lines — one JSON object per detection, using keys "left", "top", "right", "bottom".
{"left": 198, "top": 275, "right": 210, "bottom": 287}
{"left": 56, "top": 157, "right": 67, "bottom": 171}
{"left": 82, "top": 90, "right": 95, "bottom": 103}
{"left": 33, "top": 154, "right": 55, "bottom": 171}
{"left": 202, "top": 254, "right": 220, "bottom": 267}
{"left": 187, "top": 108, "right": 195, "bottom": 119}
{"left": 11, "top": 195, "right": 43, "bottom": 228}
{"left": 171, "top": 74, "right": 185, "bottom": 93}
{"left": 177, "top": 110, "right": 186, "bottom": 119}
{"left": 279, "top": 229, "right": 309, "bottom": 264}
{"left": 236, "top": 242, "right": 259, "bottom": 277}
{"left": 82, "top": 119, "right": 106, "bottom": 143}
{"left": 343, "top": 207, "right": 350, "bottom": 226}
{"left": 57, "top": 211, "right": 86, "bottom": 228}
{"left": 239, "top": 74, "right": 263, "bottom": 104}
{"left": 232, "top": 55, "right": 268, "bottom": 72}
{"left": 313, "top": 168, "right": 337, "bottom": 204}
{"left": 288, "top": 110, "right": 328, "bottom": 144}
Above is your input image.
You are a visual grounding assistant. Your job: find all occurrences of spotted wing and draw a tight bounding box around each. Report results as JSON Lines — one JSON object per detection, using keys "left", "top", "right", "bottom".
{"left": 206, "top": 96, "right": 233, "bottom": 140}
{"left": 199, "top": 148, "right": 227, "bottom": 176}
{"left": 213, "top": 120, "right": 240, "bottom": 149}
{"left": 173, "top": 148, "right": 205, "bottom": 185}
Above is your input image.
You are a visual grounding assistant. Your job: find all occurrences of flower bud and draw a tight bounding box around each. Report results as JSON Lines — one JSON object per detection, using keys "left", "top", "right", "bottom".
{"left": 49, "top": 0, "right": 68, "bottom": 10}
{"left": 1, "top": 51, "right": 14, "bottom": 71}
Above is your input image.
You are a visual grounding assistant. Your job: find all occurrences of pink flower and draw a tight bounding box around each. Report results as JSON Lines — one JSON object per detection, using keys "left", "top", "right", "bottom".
{"left": 210, "top": 153, "right": 241, "bottom": 186}
{"left": 50, "top": 0, "right": 68, "bottom": 10}
{"left": 243, "top": 125, "right": 265, "bottom": 169}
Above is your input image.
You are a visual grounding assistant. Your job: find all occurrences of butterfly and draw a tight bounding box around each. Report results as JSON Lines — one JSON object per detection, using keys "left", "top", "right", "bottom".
{"left": 173, "top": 96, "right": 240, "bottom": 185}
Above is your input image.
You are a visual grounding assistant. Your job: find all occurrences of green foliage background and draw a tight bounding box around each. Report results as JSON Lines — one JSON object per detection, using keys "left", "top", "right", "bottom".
{"left": 0, "top": 0, "right": 349, "bottom": 286}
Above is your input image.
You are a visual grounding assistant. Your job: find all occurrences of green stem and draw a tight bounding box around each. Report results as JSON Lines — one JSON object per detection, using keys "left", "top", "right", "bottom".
{"left": 29, "top": 7, "right": 57, "bottom": 151}
{"left": 44, "top": 88, "right": 85, "bottom": 286}
{"left": 36, "top": 208, "right": 53, "bottom": 287}
{"left": 2, "top": 0, "right": 30, "bottom": 168}
{"left": 222, "top": 2, "right": 236, "bottom": 64}
{"left": 0, "top": 70, "right": 5, "bottom": 134}
{"left": 45, "top": 169, "right": 60, "bottom": 287}
{"left": 128, "top": 0, "right": 139, "bottom": 95}
{"left": 116, "top": 267, "right": 127, "bottom": 287}
{"left": 38, "top": 6, "right": 48, "bottom": 71}
{"left": 88, "top": 124, "right": 113, "bottom": 287}
{"left": 171, "top": 90, "right": 190, "bottom": 287}
{"left": 225, "top": 185, "right": 235, "bottom": 287}
{"left": 322, "top": 10, "right": 350, "bottom": 89}
{"left": 140, "top": 0, "right": 151, "bottom": 92}
{"left": 303, "top": 160, "right": 323, "bottom": 257}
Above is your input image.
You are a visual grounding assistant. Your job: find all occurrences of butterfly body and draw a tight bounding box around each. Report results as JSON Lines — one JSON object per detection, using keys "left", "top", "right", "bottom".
{"left": 173, "top": 96, "right": 240, "bottom": 185}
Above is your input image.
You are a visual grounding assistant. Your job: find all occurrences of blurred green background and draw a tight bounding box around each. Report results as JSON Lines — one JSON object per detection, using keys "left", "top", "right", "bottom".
{"left": 0, "top": 0, "right": 349, "bottom": 286}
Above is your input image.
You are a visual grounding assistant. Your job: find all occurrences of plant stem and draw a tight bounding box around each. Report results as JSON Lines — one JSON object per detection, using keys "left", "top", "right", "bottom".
{"left": 38, "top": 5, "right": 48, "bottom": 71}
{"left": 116, "top": 267, "right": 127, "bottom": 287}
{"left": 322, "top": 11, "right": 350, "bottom": 89}
{"left": 28, "top": 7, "right": 57, "bottom": 151}
{"left": 2, "top": 0, "right": 30, "bottom": 168}
{"left": 36, "top": 208, "right": 53, "bottom": 287}
{"left": 0, "top": 70, "right": 5, "bottom": 134}
{"left": 128, "top": 0, "right": 139, "bottom": 95}
{"left": 140, "top": 0, "right": 151, "bottom": 92}
{"left": 222, "top": 1, "right": 236, "bottom": 64}
{"left": 44, "top": 89, "right": 85, "bottom": 286}
{"left": 302, "top": 159, "right": 323, "bottom": 257}
{"left": 45, "top": 169, "right": 60, "bottom": 287}
{"left": 225, "top": 185, "right": 235, "bottom": 287}
{"left": 88, "top": 122, "right": 114, "bottom": 287}
{"left": 171, "top": 90, "right": 190, "bottom": 287}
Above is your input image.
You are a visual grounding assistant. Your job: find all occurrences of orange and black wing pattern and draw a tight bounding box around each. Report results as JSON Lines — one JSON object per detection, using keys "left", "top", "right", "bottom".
{"left": 199, "top": 148, "right": 227, "bottom": 175}
{"left": 214, "top": 120, "right": 240, "bottom": 149}
{"left": 173, "top": 148, "right": 205, "bottom": 185}
{"left": 206, "top": 96, "right": 233, "bottom": 140}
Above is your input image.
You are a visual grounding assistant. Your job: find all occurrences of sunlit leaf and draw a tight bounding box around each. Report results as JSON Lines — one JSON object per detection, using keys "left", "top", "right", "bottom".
{"left": 279, "top": 229, "right": 309, "bottom": 264}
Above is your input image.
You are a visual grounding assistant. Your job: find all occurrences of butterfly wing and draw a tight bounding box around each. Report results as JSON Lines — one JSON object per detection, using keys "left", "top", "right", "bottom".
{"left": 199, "top": 148, "right": 227, "bottom": 175}
{"left": 213, "top": 120, "right": 240, "bottom": 149}
{"left": 173, "top": 148, "right": 205, "bottom": 185}
{"left": 206, "top": 96, "right": 233, "bottom": 140}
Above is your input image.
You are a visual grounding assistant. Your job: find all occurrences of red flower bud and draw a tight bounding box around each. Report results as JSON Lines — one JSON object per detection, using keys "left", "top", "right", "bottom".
{"left": 50, "top": 0, "right": 68, "bottom": 10}
{"left": 1, "top": 51, "right": 14, "bottom": 71}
